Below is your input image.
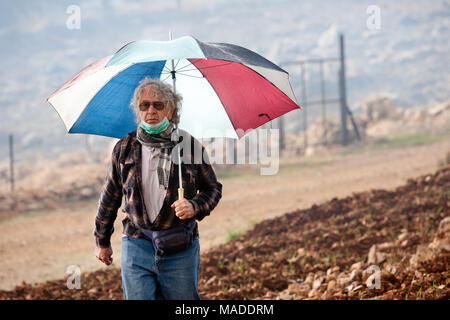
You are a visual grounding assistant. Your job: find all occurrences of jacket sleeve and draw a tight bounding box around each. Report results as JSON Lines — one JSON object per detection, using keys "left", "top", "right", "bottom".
{"left": 94, "top": 141, "right": 123, "bottom": 248}
{"left": 188, "top": 145, "right": 222, "bottom": 221}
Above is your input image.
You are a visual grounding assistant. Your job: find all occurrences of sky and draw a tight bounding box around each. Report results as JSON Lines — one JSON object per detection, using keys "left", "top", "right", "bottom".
{"left": 0, "top": 0, "right": 448, "bottom": 161}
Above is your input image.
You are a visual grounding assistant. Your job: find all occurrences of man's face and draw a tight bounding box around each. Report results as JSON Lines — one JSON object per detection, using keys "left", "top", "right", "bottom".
{"left": 139, "top": 88, "right": 174, "bottom": 125}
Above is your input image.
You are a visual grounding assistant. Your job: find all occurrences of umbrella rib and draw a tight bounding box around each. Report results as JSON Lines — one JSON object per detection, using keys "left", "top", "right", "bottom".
{"left": 174, "top": 72, "right": 204, "bottom": 79}
{"left": 197, "top": 61, "right": 235, "bottom": 69}
{"left": 165, "top": 60, "right": 235, "bottom": 76}
{"left": 173, "top": 62, "right": 194, "bottom": 72}
{"left": 163, "top": 65, "right": 173, "bottom": 73}
{"left": 173, "top": 68, "right": 199, "bottom": 73}
{"left": 176, "top": 62, "right": 235, "bottom": 73}
{"left": 161, "top": 74, "right": 172, "bottom": 83}
{"left": 174, "top": 59, "right": 181, "bottom": 70}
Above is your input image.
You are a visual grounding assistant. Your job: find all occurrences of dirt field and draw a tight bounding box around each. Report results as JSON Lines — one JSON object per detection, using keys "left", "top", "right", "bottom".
{"left": 0, "top": 139, "right": 449, "bottom": 291}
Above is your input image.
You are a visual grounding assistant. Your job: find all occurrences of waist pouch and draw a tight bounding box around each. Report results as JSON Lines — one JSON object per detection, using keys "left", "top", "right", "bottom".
{"left": 140, "top": 220, "right": 198, "bottom": 256}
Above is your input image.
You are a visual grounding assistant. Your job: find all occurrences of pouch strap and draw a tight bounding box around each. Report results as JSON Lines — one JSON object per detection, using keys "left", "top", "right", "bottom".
{"left": 140, "top": 220, "right": 198, "bottom": 242}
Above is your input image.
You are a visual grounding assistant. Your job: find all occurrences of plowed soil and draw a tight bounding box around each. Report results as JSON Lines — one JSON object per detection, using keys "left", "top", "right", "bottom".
{"left": 0, "top": 141, "right": 448, "bottom": 300}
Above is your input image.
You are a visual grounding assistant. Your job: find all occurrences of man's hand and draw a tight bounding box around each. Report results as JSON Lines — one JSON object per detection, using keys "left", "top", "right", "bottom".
{"left": 95, "top": 246, "right": 113, "bottom": 266}
{"left": 171, "top": 199, "right": 195, "bottom": 220}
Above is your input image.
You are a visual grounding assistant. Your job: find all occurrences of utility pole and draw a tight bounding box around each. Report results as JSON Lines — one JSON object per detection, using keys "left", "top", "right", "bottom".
{"left": 279, "top": 117, "right": 285, "bottom": 152}
{"left": 339, "top": 33, "right": 349, "bottom": 146}
{"left": 280, "top": 34, "right": 356, "bottom": 149}
{"left": 9, "top": 134, "right": 14, "bottom": 192}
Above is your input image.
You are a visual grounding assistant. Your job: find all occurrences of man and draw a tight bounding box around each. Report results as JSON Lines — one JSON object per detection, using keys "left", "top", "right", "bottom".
{"left": 94, "top": 78, "right": 222, "bottom": 300}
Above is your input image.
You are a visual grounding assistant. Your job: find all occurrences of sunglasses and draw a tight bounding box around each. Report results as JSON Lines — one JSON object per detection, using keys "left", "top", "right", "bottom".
{"left": 139, "top": 101, "right": 166, "bottom": 111}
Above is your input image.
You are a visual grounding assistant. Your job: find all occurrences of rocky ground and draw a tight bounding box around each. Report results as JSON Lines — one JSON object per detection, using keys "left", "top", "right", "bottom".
{"left": 0, "top": 165, "right": 448, "bottom": 300}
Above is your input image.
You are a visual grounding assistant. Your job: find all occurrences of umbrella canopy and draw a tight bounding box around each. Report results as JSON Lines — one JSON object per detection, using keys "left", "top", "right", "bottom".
{"left": 47, "top": 35, "right": 300, "bottom": 140}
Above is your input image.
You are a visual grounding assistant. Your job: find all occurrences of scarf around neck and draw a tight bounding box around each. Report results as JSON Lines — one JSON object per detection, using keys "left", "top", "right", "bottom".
{"left": 136, "top": 122, "right": 179, "bottom": 190}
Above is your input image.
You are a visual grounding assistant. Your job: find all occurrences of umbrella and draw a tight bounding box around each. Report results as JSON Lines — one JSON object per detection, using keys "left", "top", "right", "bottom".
{"left": 46, "top": 35, "right": 301, "bottom": 198}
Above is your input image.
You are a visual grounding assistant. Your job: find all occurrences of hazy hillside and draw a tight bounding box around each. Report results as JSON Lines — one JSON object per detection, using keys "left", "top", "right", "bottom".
{"left": 0, "top": 0, "right": 448, "bottom": 162}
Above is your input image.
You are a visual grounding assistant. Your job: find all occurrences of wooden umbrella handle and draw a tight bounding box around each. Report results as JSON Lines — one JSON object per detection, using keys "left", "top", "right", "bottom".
{"left": 178, "top": 187, "right": 184, "bottom": 200}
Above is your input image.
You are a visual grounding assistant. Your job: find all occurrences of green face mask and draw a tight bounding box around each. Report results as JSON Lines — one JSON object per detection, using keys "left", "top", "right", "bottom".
{"left": 140, "top": 117, "right": 170, "bottom": 134}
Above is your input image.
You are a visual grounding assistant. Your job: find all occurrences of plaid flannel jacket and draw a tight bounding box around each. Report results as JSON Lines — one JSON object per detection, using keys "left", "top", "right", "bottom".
{"left": 94, "top": 129, "right": 223, "bottom": 248}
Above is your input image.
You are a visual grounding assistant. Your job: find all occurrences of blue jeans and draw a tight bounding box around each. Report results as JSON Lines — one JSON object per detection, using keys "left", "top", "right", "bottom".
{"left": 121, "top": 235, "right": 201, "bottom": 300}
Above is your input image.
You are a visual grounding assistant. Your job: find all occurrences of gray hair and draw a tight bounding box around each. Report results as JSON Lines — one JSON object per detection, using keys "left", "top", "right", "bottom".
{"left": 130, "top": 77, "right": 182, "bottom": 125}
